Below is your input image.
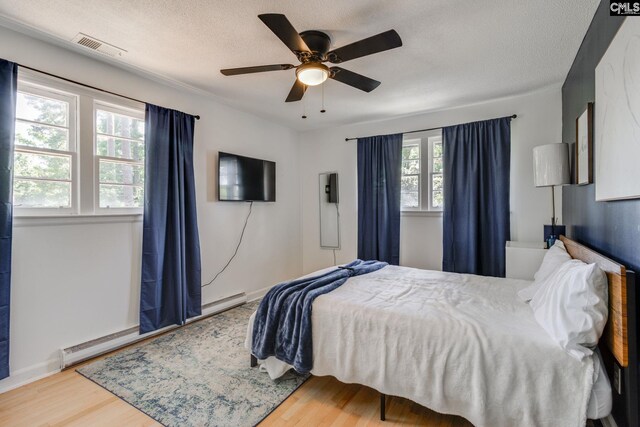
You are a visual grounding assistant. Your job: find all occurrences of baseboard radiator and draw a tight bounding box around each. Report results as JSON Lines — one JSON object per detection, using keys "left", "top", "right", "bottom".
{"left": 60, "top": 292, "right": 247, "bottom": 369}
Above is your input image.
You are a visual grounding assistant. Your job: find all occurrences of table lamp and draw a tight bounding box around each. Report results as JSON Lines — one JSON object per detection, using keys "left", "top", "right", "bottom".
{"left": 533, "top": 143, "right": 570, "bottom": 247}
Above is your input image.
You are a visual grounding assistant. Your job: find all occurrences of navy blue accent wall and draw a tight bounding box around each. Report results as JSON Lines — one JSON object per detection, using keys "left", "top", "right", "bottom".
{"left": 562, "top": 5, "right": 637, "bottom": 269}
{"left": 562, "top": 2, "right": 638, "bottom": 426}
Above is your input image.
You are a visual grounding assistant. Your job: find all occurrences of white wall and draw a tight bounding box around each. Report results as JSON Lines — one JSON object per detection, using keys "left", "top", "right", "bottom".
{"left": 399, "top": 214, "right": 443, "bottom": 271}
{"left": 299, "top": 86, "right": 563, "bottom": 274}
{"left": 0, "top": 25, "right": 302, "bottom": 390}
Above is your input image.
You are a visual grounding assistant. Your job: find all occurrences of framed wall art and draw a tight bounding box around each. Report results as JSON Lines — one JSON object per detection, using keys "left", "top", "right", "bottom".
{"left": 594, "top": 19, "right": 640, "bottom": 201}
{"left": 576, "top": 103, "right": 593, "bottom": 185}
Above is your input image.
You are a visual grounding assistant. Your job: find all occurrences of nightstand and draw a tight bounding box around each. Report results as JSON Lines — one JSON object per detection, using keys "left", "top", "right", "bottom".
{"left": 505, "top": 241, "right": 547, "bottom": 280}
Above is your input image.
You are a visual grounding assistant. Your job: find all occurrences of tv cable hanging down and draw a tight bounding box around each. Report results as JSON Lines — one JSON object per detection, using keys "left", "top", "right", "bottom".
{"left": 202, "top": 201, "right": 253, "bottom": 287}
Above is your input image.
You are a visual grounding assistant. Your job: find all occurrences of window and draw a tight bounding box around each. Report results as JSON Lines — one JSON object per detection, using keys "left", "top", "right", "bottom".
{"left": 430, "top": 137, "right": 443, "bottom": 209}
{"left": 14, "top": 83, "right": 77, "bottom": 214}
{"left": 95, "top": 105, "right": 145, "bottom": 209}
{"left": 13, "top": 71, "right": 145, "bottom": 217}
{"left": 401, "top": 143, "right": 420, "bottom": 209}
{"left": 400, "top": 131, "right": 444, "bottom": 212}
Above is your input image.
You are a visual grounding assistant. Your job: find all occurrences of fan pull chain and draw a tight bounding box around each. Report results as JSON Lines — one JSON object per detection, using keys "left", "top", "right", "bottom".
{"left": 320, "top": 83, "right": 326, "bottom": 113}
{"left": 302, "top": 91, "right": 307, "bottom": 119}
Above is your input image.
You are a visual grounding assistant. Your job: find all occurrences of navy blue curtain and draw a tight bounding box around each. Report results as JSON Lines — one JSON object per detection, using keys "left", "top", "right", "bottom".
{"left": 0, "top": 59, "right": 16, "bottom": 380}
{"left": 357, "top": 133, "right": 403, "bottom": 264}
{"left": 140, "top": 104, "right": 201, "bottom": 334}
{"left": 442, "top": 117, "right": 511, "bottom": 277}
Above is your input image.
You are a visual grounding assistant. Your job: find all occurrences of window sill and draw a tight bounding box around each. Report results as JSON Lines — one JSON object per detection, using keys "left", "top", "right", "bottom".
{"left": 401, "top": 210, "right": 443, "bottom": 218}
{"left": 13, "top": 213, "right": 143, "bottom": 227}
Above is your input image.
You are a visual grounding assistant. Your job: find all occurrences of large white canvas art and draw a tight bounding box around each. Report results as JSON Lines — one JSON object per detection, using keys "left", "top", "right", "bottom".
{"left": 595, "top": 18, "right": 640, "bottom": 201}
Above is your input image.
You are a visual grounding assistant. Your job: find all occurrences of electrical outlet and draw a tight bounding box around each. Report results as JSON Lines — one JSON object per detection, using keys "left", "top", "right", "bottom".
{"left": 613, "top": 364, "right": 623, "bottom": 394}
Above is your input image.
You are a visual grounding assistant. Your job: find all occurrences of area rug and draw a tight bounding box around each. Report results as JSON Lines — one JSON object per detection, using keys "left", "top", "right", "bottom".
{"left": 77, "top": 301, "right": 307, "bottom": 427}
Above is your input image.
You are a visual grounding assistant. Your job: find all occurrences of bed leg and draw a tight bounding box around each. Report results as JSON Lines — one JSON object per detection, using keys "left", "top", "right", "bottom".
{"left": 250, "top": 354, "right": 258, "bottom": 367}
{"left": 380, "top": 393, "right": 386, "bottom": 421}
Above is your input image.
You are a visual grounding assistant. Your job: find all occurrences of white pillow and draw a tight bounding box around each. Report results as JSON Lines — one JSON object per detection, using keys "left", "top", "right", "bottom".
{"left": 517, "top": 240, "right": 572, "bottom": 302}
{"left": 530, "top": 259, "right": 608, "bottom": 360}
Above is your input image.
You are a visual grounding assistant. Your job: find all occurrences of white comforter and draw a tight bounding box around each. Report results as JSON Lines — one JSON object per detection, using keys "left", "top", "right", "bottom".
{"left": 246, "top": 265, "right": 595, "bottom": 427}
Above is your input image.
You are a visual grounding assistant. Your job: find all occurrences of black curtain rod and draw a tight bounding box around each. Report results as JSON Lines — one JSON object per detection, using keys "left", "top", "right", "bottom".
{"left": 17, "top": 64, "right": 201, "bottom": 120}
{"left": 344, "top": 114, "right": 517, "bottom": 141}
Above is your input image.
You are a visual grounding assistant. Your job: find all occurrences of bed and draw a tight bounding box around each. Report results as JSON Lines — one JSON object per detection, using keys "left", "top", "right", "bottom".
{"left": 245, "top": 236, "right": 632, "bottom": 426}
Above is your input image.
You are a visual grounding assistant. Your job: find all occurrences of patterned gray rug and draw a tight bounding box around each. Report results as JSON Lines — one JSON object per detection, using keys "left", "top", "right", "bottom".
{"left": 78, "top": 301, "right": 307, "bottom": 427}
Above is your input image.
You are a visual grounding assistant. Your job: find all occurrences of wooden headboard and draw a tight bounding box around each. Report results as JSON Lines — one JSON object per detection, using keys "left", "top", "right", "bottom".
{"left": 560, "top": 236, "right": 629, "bottom": 367}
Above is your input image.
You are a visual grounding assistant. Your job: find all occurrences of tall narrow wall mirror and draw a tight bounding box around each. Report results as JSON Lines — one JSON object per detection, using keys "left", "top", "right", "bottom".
{"left": 319, "top": 172, "right": 340, "bottom": 249}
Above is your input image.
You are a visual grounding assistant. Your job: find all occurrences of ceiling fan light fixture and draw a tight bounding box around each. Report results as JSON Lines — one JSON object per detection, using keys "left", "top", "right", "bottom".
{"left": 220, "top": 14, "right": 402, "bottom": 103}
{"left": 296, "top": 63, "right": 329, "bottom": 86}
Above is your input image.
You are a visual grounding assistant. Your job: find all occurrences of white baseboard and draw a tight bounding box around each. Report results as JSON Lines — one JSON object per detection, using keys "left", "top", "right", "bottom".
{"left": 0, "top": 358, "right": 60, "bottom": 394}
{"left": 246, "top": 284, "right": 274, "bottom": 302}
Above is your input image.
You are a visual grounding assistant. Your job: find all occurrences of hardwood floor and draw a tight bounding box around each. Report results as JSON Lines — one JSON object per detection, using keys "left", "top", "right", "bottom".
{"left": 0, "top": 367, "right": 472, "bottom": 426}
{"left": 261, "top": 376, "right": 472, "bottom": 427}
{"left": 0, "top": 368, "right": 156, "bottom": 427}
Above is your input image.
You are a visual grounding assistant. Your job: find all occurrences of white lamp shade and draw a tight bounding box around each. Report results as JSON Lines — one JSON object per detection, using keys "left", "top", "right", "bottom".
{"left": 533, "top": 143, "right": 570, "bottom": 187}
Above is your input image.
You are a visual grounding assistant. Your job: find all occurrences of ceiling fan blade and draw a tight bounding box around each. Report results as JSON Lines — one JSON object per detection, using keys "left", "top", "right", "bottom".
{"left": 327, "top": 30, "right": 402, "bottom": 63}
{"left": 329, "top": 67, "right": 381, "bottom": 92}
{"left": 258, "top": 14, "right": 310, "bottom": 55}
{"left": 285, "top": 79, "right": 307, "bottom": 102}
{"left": 220, "top": 64, "right": 295, "bottom": 76}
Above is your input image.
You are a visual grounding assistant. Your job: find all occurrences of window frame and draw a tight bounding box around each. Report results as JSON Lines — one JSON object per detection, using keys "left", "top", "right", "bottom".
{"left": 427, "top": 135, "right": 443, "bottom": 212}
{"left": 400, "top": 139, "right": 421, "bottom": 211}
{"left": 13, "top": 81, "right": 79, "bottom": 216}
{"left": 14, "top": 69, "right": 145, "bottom": 218}
{"left": 401, "top": 129, "right": 443, "bottom": 214}
{"left": 93, "top": 101, "right": 146, "bottom": 215}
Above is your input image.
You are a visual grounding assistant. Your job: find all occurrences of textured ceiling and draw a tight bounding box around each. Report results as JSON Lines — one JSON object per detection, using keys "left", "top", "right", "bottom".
{"left": 0, "top": 0, "right": 599, "bottom": 131}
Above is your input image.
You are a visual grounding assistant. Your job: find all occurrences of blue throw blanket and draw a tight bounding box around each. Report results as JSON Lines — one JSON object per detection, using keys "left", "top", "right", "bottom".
{"left": 252, "top": 259, "right": 387, "bottom": 374}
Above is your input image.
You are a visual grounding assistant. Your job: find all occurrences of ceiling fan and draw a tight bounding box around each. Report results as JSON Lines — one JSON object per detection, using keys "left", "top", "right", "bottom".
{"left": 220, "top": 14, "right": 402, "bottom": 102}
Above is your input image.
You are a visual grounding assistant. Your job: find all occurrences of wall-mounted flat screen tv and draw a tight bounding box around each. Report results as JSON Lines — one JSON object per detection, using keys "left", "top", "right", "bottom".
{"left": 218, "top": 152, "right": 276, "bottom": 202}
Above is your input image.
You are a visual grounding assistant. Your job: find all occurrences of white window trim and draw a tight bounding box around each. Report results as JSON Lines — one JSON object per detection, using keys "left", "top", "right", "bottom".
{"left": 401, "top": 130, "right": 443, "bottom": 213}
{"left": 14, "top": 69, "right": 145, "bottom": 219}
{"left": 13, "top": 213, "right": 142, "bottom": 227}
{"left": 401, "top": 210, "right": 442, "bottom": 218}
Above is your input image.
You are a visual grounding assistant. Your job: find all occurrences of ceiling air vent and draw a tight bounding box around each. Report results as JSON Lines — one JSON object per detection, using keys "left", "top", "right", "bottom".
{"left": 71, "top": 33, "right": 127, "bottom": 58}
